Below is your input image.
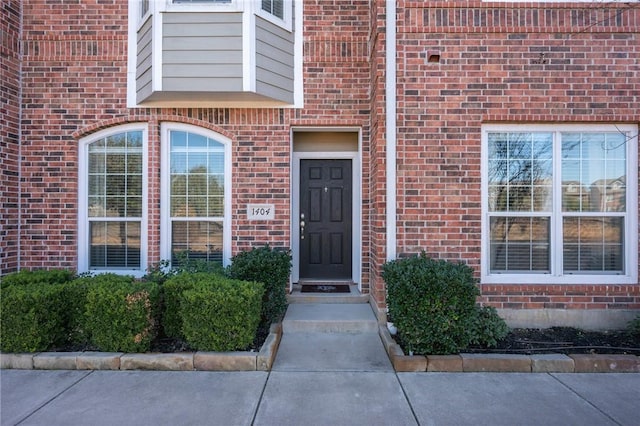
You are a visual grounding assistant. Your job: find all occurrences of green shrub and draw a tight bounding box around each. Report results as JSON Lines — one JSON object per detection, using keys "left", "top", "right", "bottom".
{"left": 626, "top": 315, "right": 640, "bottom": 341}
{"left": 382, "top": 253, "right": 480, "bottom": 355}
{"left": 180, "top": 276, "right": 264, "bottom": 351}
{"left": 468, "top": 306, "right": 510, "bottom": 348}
{"left": 62, "top": 277, "right": 98, "bottom": 347}
{"left": 227, "top": 245, "right": 291, "bottom": 331}
{"left": 84, "top": 275, "right": 159, "bottom": 352}
{"left": 0, "top": 283, "right": 67, "bottom": 352}
{"left": 0, "top": 269, "right": 75, "bottom": 289}
{"left": 0, "top": 269, "right": 76, "bottom": 352}
{"left": 161, "top": 272, "right": 210, "bottom": 339}
{"left": 173, "top": 251, "right": 225, "bottom": 275}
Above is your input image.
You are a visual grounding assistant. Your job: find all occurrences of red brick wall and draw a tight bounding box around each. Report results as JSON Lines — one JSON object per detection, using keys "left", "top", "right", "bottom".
{"left": 368, "top": 0, "right": 390, "bottom": 311}
{"left": 17, "top": 1, "right": 373, "bottom": 281}
{"left": 19, "top": 0, "right": 128, "bottom": 269}
{"left": 11, "top": 0, "right": 640, "bottom": 314}
{"left": 0, "top": 1, "right": 22, "bottom": 274}
{"left": 393, "top": 1, "right": 640, "bottom": 310}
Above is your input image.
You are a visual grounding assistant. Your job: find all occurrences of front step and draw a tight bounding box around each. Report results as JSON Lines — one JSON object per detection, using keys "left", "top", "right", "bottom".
{"left": 282, "top": 303, "right": 378, "bottom": 333}
{"left": 287, "top": 283, "right": 369, "bottom": 304}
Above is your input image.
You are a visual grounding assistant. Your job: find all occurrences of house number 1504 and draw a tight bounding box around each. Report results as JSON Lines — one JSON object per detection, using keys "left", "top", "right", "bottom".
{"left": 247, "top": 204, "right": 275, "bottom": 220}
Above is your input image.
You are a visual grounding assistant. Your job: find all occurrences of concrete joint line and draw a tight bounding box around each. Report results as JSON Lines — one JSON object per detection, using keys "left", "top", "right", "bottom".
{"left": 548, "top": 373, "right": 623, "bottom": 426}
{"left": 14, "top": 371, "right": 93, "bottom": 426}
{"left": 250, "top": 371, "right": 272, "bottom": 426}
{"left": 394, "top": 372, "right": 420, "bottom": 426}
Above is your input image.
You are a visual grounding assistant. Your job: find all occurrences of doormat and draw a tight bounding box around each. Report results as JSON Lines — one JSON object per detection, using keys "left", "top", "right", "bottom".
{"left": 301, "top": 284, "right": 351, "bottom": 293}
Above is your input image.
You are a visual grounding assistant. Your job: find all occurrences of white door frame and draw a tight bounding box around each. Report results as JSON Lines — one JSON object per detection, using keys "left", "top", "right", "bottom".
{"left": 290, "top": 129, "right": 362, "bottom": 291}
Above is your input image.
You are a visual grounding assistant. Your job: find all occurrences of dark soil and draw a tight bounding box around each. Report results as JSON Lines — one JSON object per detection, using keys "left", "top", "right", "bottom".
{"left": 465, "top": 327, "right": 640, "bottom": 355}
{"left": 53, "top": 325, "right": 270, "bottom": 354}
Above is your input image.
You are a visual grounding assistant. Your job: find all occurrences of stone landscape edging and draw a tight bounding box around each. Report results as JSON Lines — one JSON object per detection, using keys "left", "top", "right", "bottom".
{"left": 378, "top": 325, "right": 640, "bottom": 373}
{"left": 0, "top": 323, "right": 282, "bottom": 372}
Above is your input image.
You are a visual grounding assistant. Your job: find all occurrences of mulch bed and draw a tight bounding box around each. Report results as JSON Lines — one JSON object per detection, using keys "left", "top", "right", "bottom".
{"left": 465, "top": 327, "right": 640, "bottom": 355}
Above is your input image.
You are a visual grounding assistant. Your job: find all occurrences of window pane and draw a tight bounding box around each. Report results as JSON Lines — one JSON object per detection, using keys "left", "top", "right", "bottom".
{"left": 487, "top": 132, "right": 552, "bottom": 212}
{"left": 187, "top": 175, "right": 208, "bottom": 196}
{"left": 171, "top": 175, "right": 187, "bottom": 197}
{"left": 188, "top": 152, "right": 208, "bottom": 172}
{"left": 171, "top": 221, "right": 223, "bottom": 266}
{"left": 208, "top": 196, "right": 224, "bottom": 216}
{"left": 562, "top": 132, "right": 627, "bottom": 212}
{"left": 88, "top": 152, "right": 105, "bottom": 173}
{"left": 127, "top": 153, "right": 142, "bottom": 174}
{"left": 170, "top": 131, "right": 226, "bottom": 219}
{"left": 127, "top": 131, "right": 143, "bottom": 148}
{"left": 90, "top": 221, "right": 141, "bottom": 268}
{"left": 106, "top": 175, "right": 126, "bottom": 196}
{"left": 88, "top": 197, "right": 105, "bottom": 217}
{"left": 490, "top": 216, "right": 550, "bottom": 272}
{"left": 563, "top": 217, "right": 623, "bottom": 273}
{"left": 171, "top": 131, "right": 187, "bottom": 149}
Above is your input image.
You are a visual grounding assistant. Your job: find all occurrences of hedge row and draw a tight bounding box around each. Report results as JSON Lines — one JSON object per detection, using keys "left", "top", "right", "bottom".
{"left": 0, "top": 271, "right": 263, "bottom": 353}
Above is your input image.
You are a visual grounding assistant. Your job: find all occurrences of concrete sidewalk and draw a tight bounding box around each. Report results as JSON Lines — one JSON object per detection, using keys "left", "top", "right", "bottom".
{"left": 2, "top": 369, "right": 639, "bottom": 426}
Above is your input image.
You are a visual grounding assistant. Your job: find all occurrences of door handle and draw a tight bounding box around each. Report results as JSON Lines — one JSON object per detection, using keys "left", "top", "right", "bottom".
{"left": 300, "top": 213, "right": 305, "bottom": 240}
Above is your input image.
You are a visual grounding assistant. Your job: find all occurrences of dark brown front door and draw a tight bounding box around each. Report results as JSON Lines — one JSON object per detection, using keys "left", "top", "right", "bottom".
{"left": 300, "top": 159, "right": 352, "bottom": 279}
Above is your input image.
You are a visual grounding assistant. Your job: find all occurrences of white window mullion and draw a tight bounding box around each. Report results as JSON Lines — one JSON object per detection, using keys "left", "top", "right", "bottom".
{"left": 552, "top": 130, "right": 563, "bottom": 278}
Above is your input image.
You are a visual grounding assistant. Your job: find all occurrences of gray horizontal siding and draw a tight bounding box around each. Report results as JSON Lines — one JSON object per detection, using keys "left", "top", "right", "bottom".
{"left": 136, "top": 17, "right": 153, "bottom": 103}
{"left": 162, "top": 12, "right": 243, "bottom": 92}
{"left": 255, "top": 15, "right": 294, "bottom": 104}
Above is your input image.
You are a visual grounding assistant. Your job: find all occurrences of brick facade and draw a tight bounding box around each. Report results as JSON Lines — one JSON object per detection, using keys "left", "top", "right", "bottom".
{"left": 392, "top": 2, "right": 640, "bottom": 314}
{"left": 0, "top": 1, "right": 21, "bottom": 274}
{"left": 2, "top": 1, "right": 639, "bottom": 326}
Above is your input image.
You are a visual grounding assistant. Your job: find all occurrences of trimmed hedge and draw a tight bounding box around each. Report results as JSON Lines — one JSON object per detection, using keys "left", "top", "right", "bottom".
{"left": 0, "top": 270, "right": 76, "bottom": 353}
{"left": 227, "top": 245, "right": 291, "bottom": 331}
{"left": 162, "top": 273, "right": 202, "bottom": 339}
{"left": 0, "top": 283, "right": 67, "bottom": 352}
{"left": 382, "top": 253, "right": 480, "bottom": 355}
{"left": 0, "top": 269, "right": 76, "bottom": 289}
{"left": 84, "top": 274, "right": 160, "bottom": 353}
{"left": 179, "top": 275, "right": 264, "bottom": 351}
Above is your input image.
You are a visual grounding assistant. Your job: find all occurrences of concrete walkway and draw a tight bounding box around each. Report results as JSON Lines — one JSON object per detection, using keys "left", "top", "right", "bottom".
{"left": 2, "top": 369, "right": 639, "bottom": 425}
{"left": 2, "top": 301, "right": 639, "bottom": 425}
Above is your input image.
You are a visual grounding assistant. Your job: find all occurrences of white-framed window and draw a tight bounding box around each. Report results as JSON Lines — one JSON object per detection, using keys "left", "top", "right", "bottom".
{"left": 481, "top": 124, "right": 638, "bottom": 284}
{"left": 78, "top": 124, "right": 148, "bottom": 276}
{"left": 261, "top": 0, "right": 283, "bottom": 19}
{"left": 161, "top": 123, "right": 232, "bottom": 267}
{"left": 257, "top": 0, "right": 291, "bottom": 31}
{"left": 164, "top": 0, "right": 239, "bottom": 12}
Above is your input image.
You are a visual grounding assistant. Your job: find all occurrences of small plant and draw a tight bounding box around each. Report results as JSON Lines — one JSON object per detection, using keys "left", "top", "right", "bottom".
{"left": 468, "top": 306, "right": 509, "bottom": 348}
{"left": 143, "top": 259, "right": 176, "bottom": 285}
{"left": 173, "top": 251, "right": 225, "bottom": 275}
{"left": 626, "top": 315, "right": 640, "bottom": 342}
{"left": 382, "top": 253, "right": 479, "bottom": 355}
{"left": 227, "top": 245, "right": 291, "bottom": 332}
{"left": 84, "top": 274, "right": 160, "bottom": 353}
{"left": 180, "top": 275, "right": 263, "bottom": 351}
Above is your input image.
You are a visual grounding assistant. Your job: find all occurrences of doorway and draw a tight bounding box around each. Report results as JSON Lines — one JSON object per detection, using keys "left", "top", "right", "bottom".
{"left": 291, "top": 130, "right": 361, "bottom": 287}
{"left": 299, "top": 159, "right": 352, "bottom": 279}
